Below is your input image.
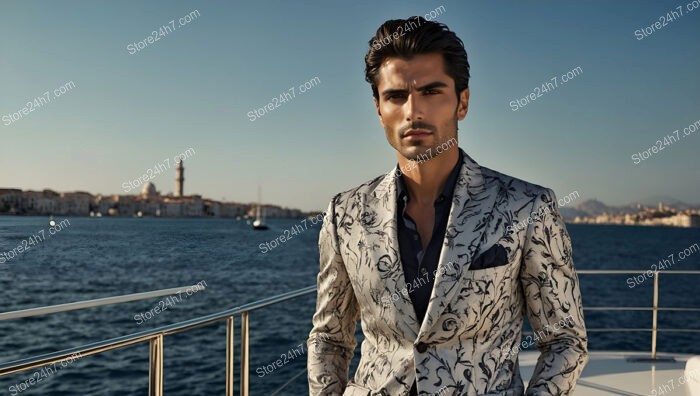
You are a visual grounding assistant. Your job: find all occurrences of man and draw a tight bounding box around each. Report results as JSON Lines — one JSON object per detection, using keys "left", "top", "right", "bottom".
{"left": 308, "top": 16, "right": 587, "bottom": 396}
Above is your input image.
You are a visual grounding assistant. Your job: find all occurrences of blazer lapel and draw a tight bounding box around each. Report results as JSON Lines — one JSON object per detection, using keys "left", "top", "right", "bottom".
{"left": 369, "top": 168, "right": 421, "bottom": 337}
{"left": 417, "top": 150, "right": 501, "bottom": 340}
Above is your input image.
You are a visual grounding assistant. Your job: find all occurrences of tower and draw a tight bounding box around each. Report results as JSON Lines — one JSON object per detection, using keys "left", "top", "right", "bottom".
{"left": 175, "top": 160, "right": 184, "bottom": 197}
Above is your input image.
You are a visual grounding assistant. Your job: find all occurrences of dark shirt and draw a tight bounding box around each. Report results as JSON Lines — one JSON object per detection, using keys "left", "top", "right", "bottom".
{"left": 396, "top": 149, "right": 462, "bottom": 325}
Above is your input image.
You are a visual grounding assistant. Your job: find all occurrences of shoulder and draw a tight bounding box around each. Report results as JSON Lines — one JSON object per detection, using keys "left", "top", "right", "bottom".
{"left": 328, "top": 172, "right": 390, "bottom": 208}
{"left": 483, "top": 166, "right": 548, "bottom": 194}
{"left": 480, "top": 166, "right": 557, "bottom": 208}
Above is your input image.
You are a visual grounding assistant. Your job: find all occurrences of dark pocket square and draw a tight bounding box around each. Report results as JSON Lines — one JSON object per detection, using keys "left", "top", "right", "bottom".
{"left": 470, "top": 244, "right": 509, "bottom": 270}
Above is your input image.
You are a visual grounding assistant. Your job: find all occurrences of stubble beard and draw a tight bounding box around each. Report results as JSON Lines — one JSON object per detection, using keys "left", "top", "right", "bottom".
{"left": 391, "top": 114, "right": 458, "bottom": 162}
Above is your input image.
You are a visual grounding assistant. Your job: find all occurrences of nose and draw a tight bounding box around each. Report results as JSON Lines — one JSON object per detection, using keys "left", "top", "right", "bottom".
{"left": 405, "top": 91, "right": 423, "bottom": 122}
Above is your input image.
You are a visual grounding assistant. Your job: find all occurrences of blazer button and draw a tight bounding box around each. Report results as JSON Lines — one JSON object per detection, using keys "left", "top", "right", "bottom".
{"left": 416, "top": 342, "right": 428, "bottom": 353}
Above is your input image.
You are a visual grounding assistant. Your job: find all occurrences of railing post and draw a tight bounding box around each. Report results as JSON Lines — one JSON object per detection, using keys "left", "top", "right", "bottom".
{"left": 149, "top": 334, "right": 164, "bottom": 396}
{"left": 651, "top": 271, "right": 659, "bottom": 360}
{"left": 240, "top": 311, "right": 250, "bottom": 396}
{"left": 226, "top": 316, "right": 235, "bottom": 396}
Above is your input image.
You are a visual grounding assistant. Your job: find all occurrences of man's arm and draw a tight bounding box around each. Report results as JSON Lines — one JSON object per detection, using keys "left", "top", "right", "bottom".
{"left": 520, "top": 188, "right": 588, "bottom": 395}
{"left": 307, "top": 195, "right": 360, "bottom": 395}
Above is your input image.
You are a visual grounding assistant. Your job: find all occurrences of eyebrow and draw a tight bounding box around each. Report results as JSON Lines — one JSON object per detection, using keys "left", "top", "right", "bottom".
{"left": 381, "top": 81, "right": 448, "bottom": 97}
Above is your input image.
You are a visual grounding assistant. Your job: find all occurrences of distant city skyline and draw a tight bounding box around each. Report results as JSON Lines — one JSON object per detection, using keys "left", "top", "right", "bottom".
{"left": 3, "top": 183, "right": 699, "bottom": 213}
{"left": 1, "top": 1, "right": 698, "bottom": 212}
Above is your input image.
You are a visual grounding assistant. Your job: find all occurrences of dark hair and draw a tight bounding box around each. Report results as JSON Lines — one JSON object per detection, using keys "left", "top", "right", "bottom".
{"left": 364, "top": 16, "right": 470, "bottom": 101}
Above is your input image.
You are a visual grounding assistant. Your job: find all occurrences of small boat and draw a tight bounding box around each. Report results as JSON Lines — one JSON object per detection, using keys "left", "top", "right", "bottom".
{"left": 252, "top": 219, "right": 268, "bottom": 230}
{"left": 252, "top": 186, "right": 268, "bottom": 230}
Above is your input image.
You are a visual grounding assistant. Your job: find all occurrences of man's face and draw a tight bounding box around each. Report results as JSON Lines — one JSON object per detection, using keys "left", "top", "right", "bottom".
{"left": 373, "top": 52, "right": 469, "bottom": 162}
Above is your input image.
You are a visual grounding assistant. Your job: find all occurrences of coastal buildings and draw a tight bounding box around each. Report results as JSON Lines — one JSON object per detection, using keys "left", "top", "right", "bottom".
{"left": 0, "top": 161, "right": 306, "bottom": 218}
{"left": 572, "top": 202, "right": 700, "bottom": 228}
{"left": 0, "top": 185, "right": 303, "bottom": 218}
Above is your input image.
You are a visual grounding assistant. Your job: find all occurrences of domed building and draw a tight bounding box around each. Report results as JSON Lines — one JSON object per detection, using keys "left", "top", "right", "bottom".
{"left": 141, "top": 182, "right": 158, "bottom": 199}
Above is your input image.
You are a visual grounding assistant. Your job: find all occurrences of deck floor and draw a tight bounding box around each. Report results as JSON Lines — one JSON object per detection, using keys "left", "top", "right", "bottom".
{"left": 519, "top": 351, "right": 698, "bottom": 395}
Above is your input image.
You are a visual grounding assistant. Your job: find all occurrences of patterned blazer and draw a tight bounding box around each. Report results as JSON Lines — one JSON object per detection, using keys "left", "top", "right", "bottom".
{"left": 307, "top": 148, "right": 588, "bottom": 396}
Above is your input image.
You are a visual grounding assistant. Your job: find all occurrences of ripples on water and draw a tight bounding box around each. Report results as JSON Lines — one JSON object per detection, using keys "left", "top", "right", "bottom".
{"left": 0, "top": 217, "right": 698, "bottom": 394}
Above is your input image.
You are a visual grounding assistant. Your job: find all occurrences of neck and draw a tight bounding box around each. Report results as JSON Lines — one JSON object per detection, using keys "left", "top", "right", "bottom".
{"left": 397, "top": 146, "right": 459, "bottom": 206}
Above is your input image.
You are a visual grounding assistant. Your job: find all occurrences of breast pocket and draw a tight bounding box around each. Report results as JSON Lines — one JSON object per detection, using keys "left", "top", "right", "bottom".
{"left": 470, "top": 243, "right": 509, "bottom": 270}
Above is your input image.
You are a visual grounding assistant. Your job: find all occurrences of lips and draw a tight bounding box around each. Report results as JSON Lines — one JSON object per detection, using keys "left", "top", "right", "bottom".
{"left": 403, "top": 129, "right": 432, "bottom": 138}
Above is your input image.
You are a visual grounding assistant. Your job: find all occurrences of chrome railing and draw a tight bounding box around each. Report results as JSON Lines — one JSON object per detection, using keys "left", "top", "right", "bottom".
{"left": 1, "top": 270, "right": 698, "bottom": 394}
{"left": 576, "top": 270, "right": 700, "bottom": 360}
{"left": 0, "top": 284, "right": 317, "bottom": 396}
{"left": 0, "top": 285, "right": 205, "bottom": 321}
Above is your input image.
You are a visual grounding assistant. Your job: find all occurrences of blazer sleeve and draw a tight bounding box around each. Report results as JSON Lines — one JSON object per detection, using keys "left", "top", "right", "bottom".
{"left": 520, "top": 188, "right": 588, "bottom": 395}
{"left": 307, "top": 194, "right": 360, "bottom": 395}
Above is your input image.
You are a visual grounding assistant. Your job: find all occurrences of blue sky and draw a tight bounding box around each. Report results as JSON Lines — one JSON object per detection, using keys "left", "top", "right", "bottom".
{"left": 1, "top": 0, "right": 698, "bottom": 211}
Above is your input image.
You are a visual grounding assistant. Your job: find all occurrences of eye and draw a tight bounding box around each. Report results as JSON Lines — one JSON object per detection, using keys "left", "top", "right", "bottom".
{"left": 424, "top": 89, "right": 439, "bottom": 95}
{"left": 386, "top": 94, "right": 407, "bottom": 101}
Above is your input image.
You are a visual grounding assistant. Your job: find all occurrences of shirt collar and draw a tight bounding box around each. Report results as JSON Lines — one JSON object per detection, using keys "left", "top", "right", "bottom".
{"left": 396, "top": 149, "right": 463, "bottom": 205}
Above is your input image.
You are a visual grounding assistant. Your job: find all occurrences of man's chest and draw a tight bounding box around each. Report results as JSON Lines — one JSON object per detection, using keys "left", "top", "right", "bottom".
{"left": 405, "top": 203, "right": 435, "bottom": 251}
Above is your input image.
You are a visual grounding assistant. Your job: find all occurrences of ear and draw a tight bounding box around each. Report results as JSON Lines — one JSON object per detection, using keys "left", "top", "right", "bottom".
{"left": 373, "top": 96, "right": 385, "bottom": 128}
{"left": 457, "top": 88, "right": 469, "bottom": 120}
